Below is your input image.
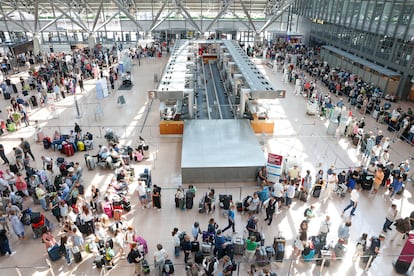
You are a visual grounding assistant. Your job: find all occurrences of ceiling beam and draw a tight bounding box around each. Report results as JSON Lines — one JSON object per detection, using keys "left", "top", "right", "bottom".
{"left": 150, "top": 9, "right": 174, "bottom": 32}
{"left": 149, "top": 0, "right": 168, "bottom": 31}
{"left": 33, "top": 0, "right": 39, "bottom": 33}
{"left": 180, "top": 7, "right": 201, "bottom": 33}
{"left": 94, "top": 11, "right": 119, "bottom": 32}
{"left": 228, "top": 9, "right": 252, "bottom": 31}
{"left": 204, "top": 0, "right": 234, "bottom": 32}
{"left": 91, "top": 0, "right": 104, "bottom": 32}
{"left": 238, "top": 0, "right": 256, "bottom": 33}
{"left": 0, "top": 9, "right": 16, "bottom": 21}
{"left": 17, "top": 10, "right": 33, "bottom": 32}
{"left": 51, "top": 3, "right": 88, "bottom": 31}
{"left": 259, "top": 0, "right": 295, "bottom": 33}
{"left": 39, "top": 14, "right": 64, "bottom": 32}
{"left": 0, "top": 9, "right": 30, "bottom": 32}
{"left": 112, "top": 0, "right": 144, "bottom": 31}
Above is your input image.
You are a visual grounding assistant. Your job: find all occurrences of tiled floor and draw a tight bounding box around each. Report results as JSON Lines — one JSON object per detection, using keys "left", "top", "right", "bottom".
{"left": 0, "top": 48, "right": 413, "bottom": 276}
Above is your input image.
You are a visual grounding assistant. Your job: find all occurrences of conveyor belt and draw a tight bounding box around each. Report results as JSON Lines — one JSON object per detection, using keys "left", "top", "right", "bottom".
{"left": 204, "top": 63, "right": 220, "bottom": 119}
{"left": 210, "top": 61, "right": 234, "bottom": 119}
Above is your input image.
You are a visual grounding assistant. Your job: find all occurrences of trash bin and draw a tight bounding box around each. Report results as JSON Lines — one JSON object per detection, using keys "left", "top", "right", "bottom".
{"left": 327, "top": 119, "right": 339, "bottom": 135}
{"left": 306, "top": 100, "right": 318, "bottom": 115}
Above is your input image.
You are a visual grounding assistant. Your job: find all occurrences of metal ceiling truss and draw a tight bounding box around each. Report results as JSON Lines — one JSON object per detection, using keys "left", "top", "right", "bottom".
{"left": 238, "top": 0, "right": 256, "bottom": 33}
{"left": 259, "top": 0, "right": 295, "bottom": 33}
{"left": 91, "top": 0, "right": 104, "bottom": 32}
{"left": 228, "top": 9, "right": 252, "bottom": 31}
{"left": 150, "top": 9, "right": 174, "bottom": 32}
{"left": 205, "top": 0, "right": 234, "bottom": 32}
{"left": 149, "top": 0, "right": 168, "bottom": 32}
{"left": 51, "top": 2, "right": 89, "bottom": 31}
{"left": 94, "top": 11, "right": 119, "bottom": 32}
{"left": 112, "top": 0, "right": 144, "bottom": 31}
{"left": 39, "top": 13, "right": 63, "bottom": 32}
{"left": 179, "top": 4, "right": 201, "bottom": 33}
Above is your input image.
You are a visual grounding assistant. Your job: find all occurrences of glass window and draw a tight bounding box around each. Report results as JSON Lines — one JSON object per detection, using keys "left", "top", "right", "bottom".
{"left": 387, "top": 3, "right": 402, "bottom": 36}
{"left": 356, "top": 1, "right": 368, "bottom": 30}
{"left": 371, "top": 2, "right": 384, "bottom": 33}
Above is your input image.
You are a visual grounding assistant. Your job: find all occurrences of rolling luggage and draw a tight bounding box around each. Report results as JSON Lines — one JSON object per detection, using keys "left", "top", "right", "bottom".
{"left": 72, "top": 246, "right": 82, "bottom": 263}
{"left": 123, "top": 201, "right": 131, "bottom": 211}
{"left": 114, "top": 209, "right": 122, "bottom": 221}
{"left": 6, "top": 123, "right": 16, "bottom": 132}
{"left": 236, "top": 202, "right": 243, "bottom": 212}
{"left": 361, "top": 174, "right": 374, "bottom": 190}
{"left": 43, "top": 137, "right": 51, "bottom": 149}
{"left": 185, "top": 190, "right": 194, "bottom": 209}
{"left": 273, "top": 237, "right": 286, "bottom": 262}
{"left": 163, "top": 259, "right": 174, "bottom": 274}
{"left": 265, "top": 245, "right": 275, "bottom": 259}
{"left": 256, "top": 247, "right": 268, "bottom": 266}
{"left": 334, "top": 243, "right": 345, "bottom": 259}
{"left": 299, "top": 191, "right": 308, "bottom": 202}
{"left": 201, "top": 242, "right": 213, "bottom": 255}
{"left": 198, "top": 197, "right": 206, "bottom": 213}
{"left": 195, "top": 251, "right": 204, "bottom": 264}
{"left": 394, "top": 259, "right": 411, "bottom": 274}
{"left": 142, "top": 259, "right": 150, "bottom": 274}
{"left": 191, "top": 241, "right": 200, "bottom": 252}
{"left": 9, "top": 164, "right": 18, "bottom": 174}
{"left": 232, "top": 237, "right": 245, "bottom": 255}
{"left": 63, "top": 144, "right": 74, "bottom": 156}
{"left": 77, "top": 141, "right": 85, "bottom": 151}
{"left": 353, "top": 136, "right": 360, "bottom": 146}
{"left": 312, "top": 185, "right": 322, "bottom": 198}
{"left": 48, "top": 244, "right": 62, "bottom": 261}
{"left": 3, "top": 92, "right": 10, "bottom": 100}
{"left": 104, "top": 202, "right": 113, "bottom": 218}
{"left": 84, "top": 154, "right": 95, "bottom": 170}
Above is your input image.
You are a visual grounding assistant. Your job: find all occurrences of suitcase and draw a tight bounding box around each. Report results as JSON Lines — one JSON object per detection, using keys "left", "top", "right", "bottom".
{"left": 361, "top": 174, "right": 374, "bottom": 190}
{"left": 191, "top": 241, "right": 200, "bottom": 252}
{"left": 43, "top": 137, "right": 51, "bottom": 149}
{"left": 312, "top": 185, "right": 322, "bottom": 198}
{"left": 236, "top": 202, "right": 243, "bottom": 212}
{"left": 63, "top": 144, "right": 74, "bottom": 156}
{"left": 273, "top": 237, "right": 286, "bottom": 262}
{"left": 232, "top": 237, "right": 245, "bottom": 255}
{"left": 142, "top": 259, "right": 150, "bottom": 273}
{"left": 12, "top": 84, "right": 17, "bottom": 93}
{"left": 9, "top": 164, "right": 18, "bottom": 174}
{"left": 299, "top": 191, "right": 308, "bottom": 202}
{"left": 48, "top": 244, "right": 62, "bottom": 261}
{"left": 198, "top": 198, "right": 206, "bottom": 213}
{"left": 265, "top": 245, "right": 275, "bottom": 259}
{"left": 394, "top": 259, "right": 411, "bottom": 274}
{"left": 84, "top": 140, "right": 93, "bottom": 150}
{"left": 85, "top": 154, "right": 95, "bottom": 170}
{"left": 31, "top": 95, "right": 38, "bottom": 107}
{"left": 201, "top": 242, "right": 213, "bottom": 255}
{"left": 334, "top": 243, "right": 345, "bottom": 259}
{"left": 114, "top": 209, "right": 122, "bottom": 221}
{"left": 256, "top": 247, "right": 268, "bottom": 266}
{"left": 77, "top": 141, "right": 85, "bottom": 151}
{"left": 185, "top": 196, "right": 193, "bottom": 209}
{"left": 163, "top": 259, "right": 174, "bottom": 274}
{"left": 123, "top": 201, "right": 131, "bottom": 211}
{"left": 195, "top": 251, "right": 204, "bottom": 264}
{"left": 94, "top": 255, "right": 105, "bottom": 268}
{"left": 7, "top": 123, "right": 16, "bottom": 132}
{"left": 219, "top": 194, "right": 232, "bottom": 210}
{"left": 3, "top": 92, "right": 10, "bottom": 100}
{"left": 104, "top": 203, "right": 113, "bottom": 218}
{"left": 72, "top": 246, "right": 82, "bottom": 263}
{"left": 353, "top": 136, "right": 360, "bottom": 146}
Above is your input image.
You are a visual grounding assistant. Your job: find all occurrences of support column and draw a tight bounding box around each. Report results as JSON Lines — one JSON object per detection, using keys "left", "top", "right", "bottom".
{"left": 88, "top": 33, "right": 96, "bottom": 49}
{"left": 33, "top": 33, "right": 41, "bottom": 55}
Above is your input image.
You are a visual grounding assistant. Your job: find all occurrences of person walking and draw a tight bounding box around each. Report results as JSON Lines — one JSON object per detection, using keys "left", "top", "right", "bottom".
{"left": 222, "top": 204, "right": 236, "bottom": 233}
{"left": 342, "top": 185, "right": 361, "bottom": 217}
{"left": 264, "top": 196, "right": 277, "bottom": 226}
{"left": 318, "top": 215, "right": 331, "bottom": 244}
{"left": 365, "top": 234, "right": 385, "bottom": 269}
{"left": 0, "top": 144, "right": 9, "bottom": 165}
{"left": 127, "top": 243, "right": 143, "bottom": 275}
{"left": 382, "top": 204, "right": 398, "bottom": 233}
{"left": 20, "top": 138, "right": 35, "bottom": 161}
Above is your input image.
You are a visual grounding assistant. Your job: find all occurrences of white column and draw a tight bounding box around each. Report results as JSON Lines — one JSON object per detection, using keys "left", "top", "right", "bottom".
{"left": 33, "top": 33, "right": 41, "bottom": 55}
{"left": 88, "top": 33, "right": 96, "bottom": 49}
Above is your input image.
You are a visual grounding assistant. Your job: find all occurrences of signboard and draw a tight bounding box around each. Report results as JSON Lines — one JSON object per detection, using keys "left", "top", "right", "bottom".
{"left": 267, "top": 153, "right": 283, "bottom": 183}
{"left": 398, "top": 233, "right": 414, "bottom": 264}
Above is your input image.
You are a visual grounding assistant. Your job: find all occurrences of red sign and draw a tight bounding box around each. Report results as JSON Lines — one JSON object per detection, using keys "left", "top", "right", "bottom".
{"left": 268, "top": 153, "right": 283, "bottom": 166}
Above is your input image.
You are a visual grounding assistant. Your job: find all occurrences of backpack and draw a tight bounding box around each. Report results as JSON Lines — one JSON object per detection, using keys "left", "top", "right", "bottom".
{"left": 304, "top": 208, "right": 310, "bottom": 217}
{"left": 243, "top": 196, "right": 253, "bottom": 208}
{"left": 127, "top": 249, "right": 141, "bottom": 264}
{"left": 178, "top": 231, "right": 186, "bottom": 249}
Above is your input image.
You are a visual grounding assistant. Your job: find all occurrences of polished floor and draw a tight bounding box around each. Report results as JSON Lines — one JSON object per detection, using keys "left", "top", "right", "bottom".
{"left": 0, "top": 49, "right": 413, "bottom": 276}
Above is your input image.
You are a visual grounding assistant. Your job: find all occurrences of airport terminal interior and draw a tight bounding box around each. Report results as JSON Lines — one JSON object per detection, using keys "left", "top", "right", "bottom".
{"left": 0, "top": 0, "right": 413, "bottom": 275}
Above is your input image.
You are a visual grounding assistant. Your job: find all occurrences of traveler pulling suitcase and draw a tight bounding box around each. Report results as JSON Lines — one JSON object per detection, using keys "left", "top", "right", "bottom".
{"left": 232, "top": 237, "right": 245, "bottom": 255}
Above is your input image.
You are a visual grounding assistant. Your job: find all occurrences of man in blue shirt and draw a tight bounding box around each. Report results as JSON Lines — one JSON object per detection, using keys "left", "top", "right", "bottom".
{"left": 389, "top": 176, "right": 404, "bottom": 200}
{"left": 222, "top": 205, "right": 235, "bottom": 233}
{"left": 214, "top": 230, "right": 227, "bottom": 260}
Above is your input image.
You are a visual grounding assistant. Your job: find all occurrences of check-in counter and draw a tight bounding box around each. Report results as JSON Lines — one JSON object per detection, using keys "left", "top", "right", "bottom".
{"left": 159, "top": 120, "right": 184, "bottom": 134}
{"left": 250, "top": 115, "right": 274, "bottom": 134}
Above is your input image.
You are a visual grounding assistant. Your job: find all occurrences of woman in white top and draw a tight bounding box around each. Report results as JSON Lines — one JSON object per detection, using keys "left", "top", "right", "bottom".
{"left": 114, "top": 229, "right": 126, "bottom": 258}
{"left": 80, "top": 204, "right": 94, "bottom": 233}
{"left": 125, "top": 226, "right": 136, "bottom": 249}
{"left": 323, "top": 172, "right": 338, "bottom": 202}
{"left": 153, "top": 243, "right": 168, "bottom": 276}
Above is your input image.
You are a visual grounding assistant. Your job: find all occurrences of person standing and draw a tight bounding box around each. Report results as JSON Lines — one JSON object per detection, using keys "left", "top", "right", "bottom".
{"left": 389, "top": 176, "right": 404, "bottom": 200}
{"left": 264, "top": 196, "right": 277, "bottom": 226}
{"left": 382, "top": 204, "right": 398, "bottom": 233}
{"left": 35, "top": 184, "right": 48, "bottom": 211}
{"left": 10, "top": 211, "right": 26, "bottom": 240}
{"left": 245, "top": 236, "right": 258, "bottom": 263}
{"left": 153, "top": 243, "right": 168, "bottom": 276}
{"left": 365, "top": 234, "right": 385, "bottom": 268}
{"left": 182, "top": 234, "right": 192, "bottom": 264}
{"left": 318, "top": 215, "right": 331, "bottom": 244}
{"left": 0, "top": 144, "right": 9, "bottom": 165}
{"left": 0, "top": 229, "right": 16, "bottom": 256}
{"left": 342, "top": 185, "right": 361, "bottom": 217}
{"left": 127, "top": 243, "right": 143, "bottom": 275}
{"left": 152, "top": 184, "right": 161, "bottom": 211}
{"left": 352, "top": 233, "right": 368, "bottom": 262}
{"left": 338, "top": 221, "right": 352, "bottom": 245}
{"left": 302, "top": 170, "right": 312, "bottom": 195}
{"left": 12, "top": 147, "right": 24, "bottom": 171}
{"left": 222, "top": 204, "right": 236, "bottom": 233}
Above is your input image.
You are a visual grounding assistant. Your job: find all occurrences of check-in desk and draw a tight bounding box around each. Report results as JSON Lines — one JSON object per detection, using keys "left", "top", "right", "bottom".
{"left": 159, "top": 120, "right": 184, "bottom": 134}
